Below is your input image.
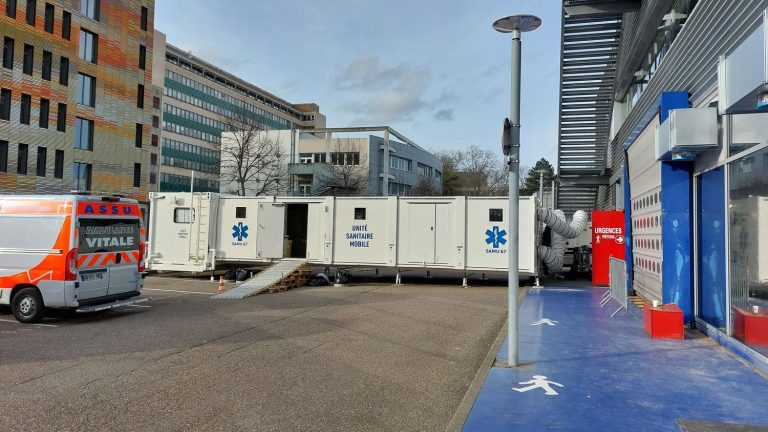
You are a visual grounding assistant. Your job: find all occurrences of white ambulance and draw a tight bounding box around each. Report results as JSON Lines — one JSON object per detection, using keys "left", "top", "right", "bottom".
{"left": 0, "top": 195, "right": 148, "bottom": 323}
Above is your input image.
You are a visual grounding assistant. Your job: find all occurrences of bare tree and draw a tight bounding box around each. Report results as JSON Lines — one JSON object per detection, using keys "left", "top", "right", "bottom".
{"left": 411, "top": 175, "right": 441, "bottom": 196}
{"left": 316, "top": 138, "right": 368, "bottom": 196}
{"left": 434, "top": 145, "right": 506, "bottom": 196}
{"left": 220, "top": 114, "right": 287, "bottom": 196}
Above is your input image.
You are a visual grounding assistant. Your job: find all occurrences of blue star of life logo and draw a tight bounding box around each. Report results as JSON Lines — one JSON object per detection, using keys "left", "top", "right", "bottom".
{"left": 232, "top": 222, "right": 249, "bottom": 241}
{"left": 485, "top": 226, "right": 507, "bottom": 248}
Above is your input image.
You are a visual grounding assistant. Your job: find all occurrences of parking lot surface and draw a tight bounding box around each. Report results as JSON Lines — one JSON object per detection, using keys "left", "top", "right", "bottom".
{"left": 0, "top": 275, "right": 506, "bottom": 432}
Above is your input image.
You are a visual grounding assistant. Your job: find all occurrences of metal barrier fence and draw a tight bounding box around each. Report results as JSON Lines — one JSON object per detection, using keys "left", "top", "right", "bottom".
{"left": 601, "top": 257, "right": 628, "bottom": 317}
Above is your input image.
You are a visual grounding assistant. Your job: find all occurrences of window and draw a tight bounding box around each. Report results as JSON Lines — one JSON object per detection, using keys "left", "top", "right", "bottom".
{"left": 42, "top": 50, "right": 51, "bottom": 80}
{"left": 57, "top": 102, "right": 67, "bottom": 132}
{"left": 0, "top": 141, "right": 7, "bottom": 172}
{"left": 331, "top": 152, "right": 359, "bottom": 166}
{"left": 72, "top": 162, "right": 91, "bottom": 192}
{"left": 25, "top": 0, "right": 35, "bottom": 25}
{"left": 62, "top": 11, "right": 71, "bottom": 39}
{"left": 150, "top": 171, "right": 156, "bottom": 184}
{"left": 0, "top": 88, "right": 10, "bottom": 120}
{"left": 133, "top": 163, "right": 140, "bottom": 187}
{"left": 2, "top": 37, "right": 13, "bottom": 69}
{"left": 39, "top": 98, "right": 49, "bottom": 128}
{"left": 76, "top": 73, "right": 95, "bottom": 106}
{"left": 36, "top": 146, "right": 46, "bottom": 177}
{"left": 137, "top": 84, "right": 144, "bottom": 108}
{"left": 78, "top": 29, "right": 97, "bottom": 63}
{"left": 151, "top": 134, "right": 158, "bottom": 147}
{"left": 80, "top": 0, "right": 99, "bottom": 20}
{"left": 44, "top": 3, "right": 53, "bottom": 32}
{"left": 389, "top": 155, "right": 411, "bottom": 171}
{"left": 22, "top": 44, "right": 33, "bottom": 75}
{"left": 6, "top": 0, "right": 16, "bottom": 18}
{"left": 59, "top": 57, "right": 69, "bottom": 85}
{"left": 152, "top": 115, "right": 159, "bottom": 128}
{"left": 135, "top": 123, "right": 142, "bottom": 147}
{"left": 235, "top": 207, "right": 246, "bottom": 218}
{"left": 417, "top": 162, "right": 433, "bottom": 178}
{"left": 139, "top": 44, "right": 146, "bottom": 70}
{"left": 489, "top": 209, "right": 503, "bottom": 222}
{"left": 150, "top": 153, "right": 157, "bottom": 166}
{"left": 75, "top": 117, "right": 93, "bottom": 150}
{"left": 140, "top": 6, "right": 148, "bottom": 31}
{"left": 173, "top": 208, "right": 194, "bottom": 223}
{"left": 54, "top": 149, "right": 63, "bottom": 178}
{"left": 354, "top": 208, "right": 366, "bottom": 220}
{"left": 153, "top": 96, "right": 160, "bottom": 109}
{"left": 20, "top": 93, "right": 31, "bottom": 124}
{"left": 17, "top": 143, "right": 28, "bottom": 175}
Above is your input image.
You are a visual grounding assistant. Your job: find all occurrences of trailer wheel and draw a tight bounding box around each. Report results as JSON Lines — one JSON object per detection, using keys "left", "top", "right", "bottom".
{"left": 12, "top": 287, "right": 45, "bottom": 324}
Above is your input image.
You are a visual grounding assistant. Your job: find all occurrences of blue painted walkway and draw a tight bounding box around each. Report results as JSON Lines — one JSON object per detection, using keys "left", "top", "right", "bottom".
{"left": 463, "top": 287, "right": 768, "bottom": 431}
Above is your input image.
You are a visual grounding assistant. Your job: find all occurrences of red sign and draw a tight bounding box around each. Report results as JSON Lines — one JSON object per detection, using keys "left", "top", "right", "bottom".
{"left": 592, "top": 210, "right": 626, "bottom": 286}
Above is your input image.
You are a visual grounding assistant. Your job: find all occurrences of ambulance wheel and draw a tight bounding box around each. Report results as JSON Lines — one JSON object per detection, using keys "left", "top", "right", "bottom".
{"left": 12, "top": 287, "right": 45, "bottom": 324}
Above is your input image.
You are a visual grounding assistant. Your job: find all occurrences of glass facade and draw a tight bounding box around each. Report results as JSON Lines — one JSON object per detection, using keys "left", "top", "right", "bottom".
{"left": 728, "top": 146, "right": 768, "bottom": 352}
{"left": 164, "top": 70, "right": 293, "bottom": 130}
{"left": 162, "top": 138, "right": 220, "bottom": 174}
{"left": 160, "top": 172, "right": 219, "bottom": 193}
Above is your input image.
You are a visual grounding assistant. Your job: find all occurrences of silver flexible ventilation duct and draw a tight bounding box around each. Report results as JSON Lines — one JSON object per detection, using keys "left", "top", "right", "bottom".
{"left": 537, "top": 209, "right": 588, "bottom": 273}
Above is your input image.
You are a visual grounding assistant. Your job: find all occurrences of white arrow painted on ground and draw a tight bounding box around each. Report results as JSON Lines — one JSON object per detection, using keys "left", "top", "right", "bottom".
{"left": 512, "top": 375, "right": 564, "bottom": 396}
{"left": 530, "top": 318, "right": 559, "bottom": 326}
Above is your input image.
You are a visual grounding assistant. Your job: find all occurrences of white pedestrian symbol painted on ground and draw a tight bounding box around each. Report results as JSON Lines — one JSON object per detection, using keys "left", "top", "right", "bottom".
{"left": 530, "top": 318, "right": 559, "bottom": 326}
{"left": 512, "top": 375, "right": 564, "bottom": 396}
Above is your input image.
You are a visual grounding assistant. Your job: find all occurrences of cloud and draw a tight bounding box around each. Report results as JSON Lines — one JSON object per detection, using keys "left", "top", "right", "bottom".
{"left": 335, "top": 56, "right": 409, "bottom": 91}
{"left": 434, "top": 109, "right": 454, "bottom": 121}
{"left": 338, "top": 60, "right": 435, "bottom": 124}
{"left": 336, "top": 56, "right": 458, "bottom": 124}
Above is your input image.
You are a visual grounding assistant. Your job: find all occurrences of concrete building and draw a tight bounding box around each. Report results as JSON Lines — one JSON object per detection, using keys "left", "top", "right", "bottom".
{"left": 0, "top": 0, "right": 158, "bottom": 203}
{"left": 557, "top": 0, "right": 768, "bottom": 370}
{"left": 151, "top": 36, "right": 324, "bottom": 193}
{"left": 280, "top": 127, "right": 442, "bottom": 197}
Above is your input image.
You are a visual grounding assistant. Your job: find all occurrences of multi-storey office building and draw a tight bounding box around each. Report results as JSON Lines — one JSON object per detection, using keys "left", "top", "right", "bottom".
{"left": 275, "top": 127, "right": 442, "bottom": 197}
{"left": 0, "top": 0, "right": 157, "bottom": 203}
{"left": 557, "top": 0, "right": 768, "bottom": 371}
{"left": 152, "top": 35, "right": 325, "bottom": 193}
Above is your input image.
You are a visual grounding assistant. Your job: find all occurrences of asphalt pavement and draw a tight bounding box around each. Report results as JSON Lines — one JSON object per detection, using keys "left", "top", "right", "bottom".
{"left": 0, "top": 275, "right": 506, "bottom": 432}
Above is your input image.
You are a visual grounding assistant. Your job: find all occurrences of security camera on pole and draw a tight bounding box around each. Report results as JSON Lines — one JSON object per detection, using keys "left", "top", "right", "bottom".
{"left": 494, "top": 14, "right": 541, "bottom": 368}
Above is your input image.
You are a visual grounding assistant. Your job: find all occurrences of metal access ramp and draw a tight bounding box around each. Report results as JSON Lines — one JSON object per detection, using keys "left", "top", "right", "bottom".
{"left": 212, "top": 259, "right": 309, "bottom": 299}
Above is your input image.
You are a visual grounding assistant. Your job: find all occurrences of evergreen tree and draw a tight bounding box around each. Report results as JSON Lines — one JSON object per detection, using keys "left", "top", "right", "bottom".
{"left": 520, "top": 158, "right": 556, "bottom": 196}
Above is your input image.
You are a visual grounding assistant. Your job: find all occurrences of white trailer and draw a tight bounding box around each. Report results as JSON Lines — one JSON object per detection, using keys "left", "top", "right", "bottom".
{"left": 147, "top": 193, "right": 539, "bottom": 277}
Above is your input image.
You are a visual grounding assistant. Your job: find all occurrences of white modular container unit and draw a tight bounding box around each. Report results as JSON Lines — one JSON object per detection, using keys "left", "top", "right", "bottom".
{"left": 332, "top": 197, "right": 398, "bottom": 267}
{"left": 397, "top": 197, "right": 466, "bottom": 268}
{"left": 148, "top": 193, "right": 540, "bottom": 277}
{"left": 464, "top": 197, "right": 538, "bottom": 276}
{"left": 276, "top": 196, "right": 335, "bottom": 264}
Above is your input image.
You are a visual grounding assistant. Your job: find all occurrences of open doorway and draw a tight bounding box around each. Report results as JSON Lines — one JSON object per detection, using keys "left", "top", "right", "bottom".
{"left": 285, "top": 204, "right": 308, "bottom": 258}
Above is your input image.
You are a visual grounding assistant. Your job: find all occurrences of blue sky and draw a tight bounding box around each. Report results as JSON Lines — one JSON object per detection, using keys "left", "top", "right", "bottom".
{"left": 155, "top": 1, "right": 562, "bottom": 169}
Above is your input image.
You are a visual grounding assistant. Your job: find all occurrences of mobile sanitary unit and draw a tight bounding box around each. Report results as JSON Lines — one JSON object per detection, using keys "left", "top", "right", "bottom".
{"left": 147, "top": 193, "right": 540, "bottom": 277}
{"left": 0, "top": 195, "right": 148, "bottom": 323}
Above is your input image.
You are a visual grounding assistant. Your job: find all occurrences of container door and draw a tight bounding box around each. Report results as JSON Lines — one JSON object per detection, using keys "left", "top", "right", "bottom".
{"left": 433, "top": 204, "right": 450, "bottom": 264}
{"left": 106, "top": 217, "right": 142, "bottom": 296}
{"left": 257, "top": 203, "right": 285, "bottom": 259}
{"left": 407, "top": 204, "right": 436, "bottom": 264}
{"left": 306, "top": 203, "right": 324, "bottom": 261}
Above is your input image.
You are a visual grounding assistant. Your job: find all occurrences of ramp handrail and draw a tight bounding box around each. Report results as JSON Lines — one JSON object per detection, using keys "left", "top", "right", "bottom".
{"left": 601, "top": 257, "right": 628, "bottom": 317}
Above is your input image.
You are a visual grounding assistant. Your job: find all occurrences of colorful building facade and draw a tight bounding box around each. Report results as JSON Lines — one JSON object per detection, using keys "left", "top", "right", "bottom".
{"left": 0, "top": 0, "right": 157, "bottom": 202}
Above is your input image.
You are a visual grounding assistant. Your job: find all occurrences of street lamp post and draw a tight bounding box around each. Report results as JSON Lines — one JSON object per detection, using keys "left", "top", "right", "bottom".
{"left": 494, "top": 14, "right": 541, "bottom": 368}
{"left": 536, "top": 169, "right": 549, "bottom": 208}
